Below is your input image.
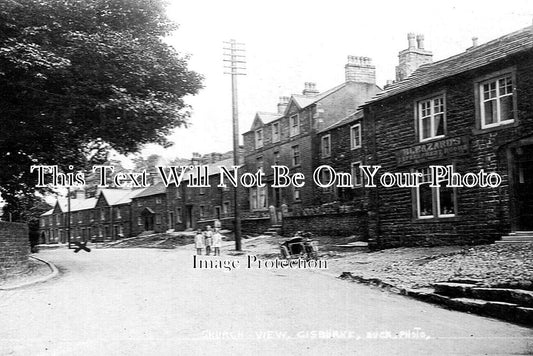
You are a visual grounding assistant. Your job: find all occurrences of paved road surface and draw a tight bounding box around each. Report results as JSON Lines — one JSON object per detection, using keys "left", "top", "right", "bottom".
{"left": 0, "top": 248, "right": 532, "bottom": 355}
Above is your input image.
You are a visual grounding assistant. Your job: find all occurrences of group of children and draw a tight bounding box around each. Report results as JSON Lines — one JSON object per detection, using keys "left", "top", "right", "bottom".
{"left": 194, "top": 226, "right": 223, "bottom": 256}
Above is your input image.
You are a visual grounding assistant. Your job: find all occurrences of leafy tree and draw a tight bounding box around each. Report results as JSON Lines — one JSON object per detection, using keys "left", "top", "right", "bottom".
{"left": 0, "top": 0, "right": 203, "bottom": 220}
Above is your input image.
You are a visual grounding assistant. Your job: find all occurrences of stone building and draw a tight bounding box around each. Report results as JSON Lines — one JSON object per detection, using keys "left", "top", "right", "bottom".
{"left": 131, "top": 182, "right": 167, "bottom": 235}
{"left": 362, "top": 25, "right": 533, "bottom": 247}
{"left": 242, "top": 56, "right": 381, "bottom": 218}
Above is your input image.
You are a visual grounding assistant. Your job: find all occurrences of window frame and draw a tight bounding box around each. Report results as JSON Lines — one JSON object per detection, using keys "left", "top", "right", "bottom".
{"left": 255, "top": 128, "right": 263, "bottom": 148}
{"left": 351, "top": 161, "right": 362, "bottom": 187}
{"left": 476, "top": 69, "right": 516, "bottom": 130}
{"left": 350, "top": 123, "right": 362, "bottom": 150}
{"left": 416, "top": 93, "right": 446, "bottom": 142}
{"left": 321, "top": 134, "right": 331, "bottom": 158}
{"left": 413, "top": 166, "right": 457, "bottom": 219}
{"left": 292, "top": 145, "right": 300, "bottom": 167}
{"left": 290, "top": 114, "right": 300, "bottom": 137}
{"left": 271, "top": 122, "right": 280, "bottom": 143}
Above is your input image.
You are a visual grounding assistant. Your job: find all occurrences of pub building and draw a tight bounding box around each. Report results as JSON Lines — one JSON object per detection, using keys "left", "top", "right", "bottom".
{"left": 362, "top": 25, "right": 533, "bottom": 247}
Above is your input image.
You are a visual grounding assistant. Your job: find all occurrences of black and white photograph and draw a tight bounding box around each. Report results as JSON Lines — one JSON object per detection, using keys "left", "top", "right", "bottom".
{"left": 1, "top": 0, "right": 533, "bottom": 354}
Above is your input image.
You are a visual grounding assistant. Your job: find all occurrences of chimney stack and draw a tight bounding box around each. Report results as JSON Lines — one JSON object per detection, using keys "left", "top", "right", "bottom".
{"left": 408, "top": 33, "right": 416, "bottom": 49}
{"left": 302, "top": 82, "right": 319, "bottom": 96}
{"left": 190, "top": 152, "right": 201, "bottom": 166}
{"left": 395, "top": 33, "right": 433, "bottom": 82}
{"left": 416, "top": 34, "right": 425, "bottom": 49}
{"left": 345, "top": 55, "right": 376, "bottom": 84}
{"left": 277, "top": 96, "right": 289, "bottom": 114}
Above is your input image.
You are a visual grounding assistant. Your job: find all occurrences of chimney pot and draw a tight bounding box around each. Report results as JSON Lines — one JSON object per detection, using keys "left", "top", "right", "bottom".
{"left": 471, "top": 36, "right": 478, "bottom": 47}
{"left": 302, "top": 82, "right": 319, "bottom": 96}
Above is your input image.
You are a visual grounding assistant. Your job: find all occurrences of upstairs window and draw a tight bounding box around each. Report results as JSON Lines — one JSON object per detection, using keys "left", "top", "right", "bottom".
{"left": 272, "top": 122, "right": 280, "bottom": 143}
{"left": 418, "top": 95, "right": 445, "bottom": 141}
{"left": 255, "top": 128, "right": 263, "bottom": 148}
{"left": 321, "top": 134, "right": 331, "bottom": 158}
{"left": 290, "top": 114, "right": 300, "bottom": 137}
{"left": 350, "top": 124, "right": 361, "bottom": 149}
{"left": 480, "top": 75, "right": 514, "bottom": 129}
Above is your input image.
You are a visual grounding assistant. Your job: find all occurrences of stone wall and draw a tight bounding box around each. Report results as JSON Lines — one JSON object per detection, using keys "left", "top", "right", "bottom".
{"left": 363, "top": 51, "right": 533, "bottom": 248}
{"left": 0, "top": 221, "right": 30, "bottom": 274}
{"left": 282, "top": 212, "right": 367, "bottom": 239}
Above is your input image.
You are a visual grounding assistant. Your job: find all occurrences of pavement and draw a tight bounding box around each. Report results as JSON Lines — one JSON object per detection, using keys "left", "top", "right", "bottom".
{"left": 0, "top": 246, "right": 532, "bottom": 355}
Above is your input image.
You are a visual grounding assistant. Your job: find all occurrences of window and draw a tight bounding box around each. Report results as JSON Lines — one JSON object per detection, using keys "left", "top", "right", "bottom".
{"left": 137, "top": 200, "right": 142, "bottom": 207}
{"left": 255, "top": 128, "right": 263, "bottom": 148}
{"left": 351, "top": 162, "right": 362, "bottom": 187}
{"left": 292, "top": 145, "right": 300, "bottom": 166}
{"left": 418, "top": 95, "right": 445, "bottom": 141}
{"left": 321, "top": 169, "right": 334, "bottom": 193}
{"left": 137, "top": 217, "right": 142, "bottom": 226}
{"left": 479, "top": 74, "right": 514, "bottom": 129}
{"left": 176, "top": 208, "right": 182, "bottom": 223}
{"left": 100, "top": 208, "right": 105, "bottom": 221}
{"left": 215, "top": 206, "right": 221, "bottom": 219}
{"left": 199, "top": 205, "right": 205, "bottom": 218}
{"left": 155, "top": 214, "right": 161, "bottom": 225}
{"left": 321, "top": 134, "right": 331, "bottom": 158}
{"left": 290, "top": 114, "right": 300, "bottom": 137}
{"left": 350, "top": 124, "right": 362, "bottom": 149}
{"left": 199, "top": 187, "right": 205, "bottom": 195}
{"left": 223, "top": 201, "right": 230, "bottom": 215}
{"left": 273, "top": 151, "right": 280, "bottom": 165}
{"left": 272, "top": 122, "right": 280, "bottom": 143}
{"left": 116, "top": 208, "right": 121, "bottom": 219}
{"left": 250, "top": 186, "right": 267, "bottom": 210}
{"left": 78, "top": 212, "right": 82, "bottom": 223}
{"left": 417, "top": 95, "right": 445, "bottom": 141}
{"left": 175, "top": 188, "right": 181, "bottom": 199}
{"left": 90, "top": 210, "right": 94, "bottom": 222}
{"left": 415, "top": 167, "right": 455, "bottom": 219}
{"left": 156, "top": 197, "right": 162, "bottom": 204}
{"left": 294, "top": 187, "right": 301, "bottom": 201}
{"left": 256, "top": 156, "right": 263, "bottom": 172}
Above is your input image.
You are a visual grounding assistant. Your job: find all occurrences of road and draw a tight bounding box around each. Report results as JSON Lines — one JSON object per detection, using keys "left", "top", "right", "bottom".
{"left": 0, "top": 247, "right": 532, "bottom": 355}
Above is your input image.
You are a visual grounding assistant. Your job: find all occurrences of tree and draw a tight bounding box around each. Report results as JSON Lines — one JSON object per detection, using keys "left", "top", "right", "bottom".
{"left": 0, "top": 0, "right": 203, "bottom": 219}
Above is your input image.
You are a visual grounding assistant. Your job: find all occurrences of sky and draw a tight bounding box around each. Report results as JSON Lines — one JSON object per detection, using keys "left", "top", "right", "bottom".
{"left": 135, "top": 0, "right": 533, "bottom": 162}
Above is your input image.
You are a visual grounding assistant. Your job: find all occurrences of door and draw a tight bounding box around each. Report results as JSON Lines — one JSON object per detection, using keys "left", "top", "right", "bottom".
{"left": 144, "top": 216, "right": 154, "bottom": 231}
{"left": 517, "top": 149, "right": 533, "bottom": 230}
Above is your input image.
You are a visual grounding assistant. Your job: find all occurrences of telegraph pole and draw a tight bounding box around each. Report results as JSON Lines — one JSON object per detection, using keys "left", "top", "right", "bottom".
{"left": 223, "top": 39, "right": 246, "bottom": 251}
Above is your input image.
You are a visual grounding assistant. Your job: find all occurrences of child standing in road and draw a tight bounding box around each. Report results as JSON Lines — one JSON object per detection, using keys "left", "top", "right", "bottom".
{"left": 204, "top": 225, "right": 213, "bottom": 256}
{"left": 212, "top": 228, "right": 222, "bottom": 256}
{"left": 195, "top": 229, "right": 204, "bottom": 255}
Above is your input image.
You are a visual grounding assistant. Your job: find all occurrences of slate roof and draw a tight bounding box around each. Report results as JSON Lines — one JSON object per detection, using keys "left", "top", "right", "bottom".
{"left": 56, "top": 197, "right": 97, "bottom": 212}
{"left": 318, "top": 110, "right": 363, "bottom": 134}
{"left": 133, "top": 182, "right": 167, "bottom": 199}
{"left": 366, "top": 25, "right": 533, "bottom": 104}
{"left": 291, "top": 82, "right": 346, "bottom": 110}
{"left": 257, "top": 112, "right": 281, "bottom": 125}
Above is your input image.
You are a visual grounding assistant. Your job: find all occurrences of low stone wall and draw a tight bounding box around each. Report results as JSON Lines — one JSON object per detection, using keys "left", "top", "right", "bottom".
{"left": 241, "top": 217, "right": 271, "bottom": 235}
{"left": 196, "top": 217, "right": 272, "bottom": 236}
{"left": 282, "top": 212, "right": 367, "bottom": 239}
{"left": 0, "top": 221, "right": 30, "bottom": 274}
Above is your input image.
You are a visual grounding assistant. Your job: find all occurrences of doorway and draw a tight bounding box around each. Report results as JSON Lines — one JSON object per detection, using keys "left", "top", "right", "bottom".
{"left": 516, "top": 146, "right": 533, "bottom": 230}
